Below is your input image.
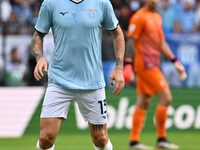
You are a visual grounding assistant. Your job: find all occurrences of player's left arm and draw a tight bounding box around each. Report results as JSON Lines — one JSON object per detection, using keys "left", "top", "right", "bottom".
{"left": 160, "top": 40, "right": 175, "bottom": 59}
{"left": 161, "top": 40, "right": 187, "bottom": 80}
{"left": 109, "top": 25, "right": 125, "bottom": 96}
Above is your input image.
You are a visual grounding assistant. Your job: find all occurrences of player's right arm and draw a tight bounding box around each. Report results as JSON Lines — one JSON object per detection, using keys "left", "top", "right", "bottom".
{"left": 32, "top": 0, "right": 52, "bottom": 81}
{"left": 123, "top": 12, "right": 144, "bottom": 83}
{"left": 125, "top": 37, "right": 136, "bottom": 59}
{"left": 126, "top": 12, "right": 144, "bottom": 56}
{"left": 123, "top": 37, "right": 136, "bottom": 83}
{"left": 31, "top": 31, "right": 47, "bottom": 81}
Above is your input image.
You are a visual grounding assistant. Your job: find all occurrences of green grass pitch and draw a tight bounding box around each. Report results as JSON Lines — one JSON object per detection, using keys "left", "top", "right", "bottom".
{"left": 0, "top": 131, "right": 200, "bottom": 150}
{"left": 1, "top": 88, "right": 200, "bottom": 150}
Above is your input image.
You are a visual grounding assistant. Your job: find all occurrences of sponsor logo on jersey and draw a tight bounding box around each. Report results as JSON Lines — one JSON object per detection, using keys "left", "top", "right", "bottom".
{"left": 160, "top": 80, "right": 165, "bottom": 87}
{"left": 59, "top": 11, "right": 69, "bottom": 16}
{"left": 128, "top": 24, "right": 136, "bottom": 33}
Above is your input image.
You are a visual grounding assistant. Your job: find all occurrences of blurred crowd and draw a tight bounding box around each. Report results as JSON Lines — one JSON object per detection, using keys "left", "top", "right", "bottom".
{"left": 1, "top": 0, "right": 200, "bottom": 35}
{"left": 111, "top": 0, "right": 200, "bottom": 33}
{"left": 0, "top": 0, "right": 42, "bottom": 35}
{"left": 1, "top": 0, "right": 200, "bottom": 86}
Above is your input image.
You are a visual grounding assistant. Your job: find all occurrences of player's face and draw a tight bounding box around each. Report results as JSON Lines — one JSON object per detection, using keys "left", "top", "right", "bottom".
{"left": 146, "top": 0, "right": 160, "bottom": 10}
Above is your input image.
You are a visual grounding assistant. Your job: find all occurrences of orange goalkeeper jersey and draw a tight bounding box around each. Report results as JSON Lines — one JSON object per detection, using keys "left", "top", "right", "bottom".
{"left": 127, "top": 7, "right": 165, "bottom": 72}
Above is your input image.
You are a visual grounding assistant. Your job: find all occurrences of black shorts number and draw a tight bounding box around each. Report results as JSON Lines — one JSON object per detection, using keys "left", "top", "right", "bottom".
{"left": 98, "top": 99, "right": 107, "bottom": 114}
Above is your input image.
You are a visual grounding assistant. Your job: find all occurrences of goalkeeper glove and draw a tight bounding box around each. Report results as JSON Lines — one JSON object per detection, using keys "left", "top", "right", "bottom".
{"left": 170, "top": 57, "right": 187, "bottom": 81}
{"left": 123, "top": 58, "right": 134, "bottom": 83}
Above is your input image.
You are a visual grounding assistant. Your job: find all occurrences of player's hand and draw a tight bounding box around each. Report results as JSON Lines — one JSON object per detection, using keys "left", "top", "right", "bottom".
{"left": 34, "top": 57, "right": 48, "bottom": 81}
{"left": 109, "top": 66, "right": 125, "bottom": 96}
{"left": 123, "top": 58, "right": 134, "bottom": 83}
{"left": 174, "top": 60, "right": 187, "bottom": 81}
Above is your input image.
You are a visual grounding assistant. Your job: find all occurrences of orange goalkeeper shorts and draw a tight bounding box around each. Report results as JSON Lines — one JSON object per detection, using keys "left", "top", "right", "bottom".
{"left": 136, "top": 68, "right": 169, "bottom": 97}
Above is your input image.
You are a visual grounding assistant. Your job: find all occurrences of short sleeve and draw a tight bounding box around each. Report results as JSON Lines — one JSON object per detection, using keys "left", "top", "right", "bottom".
{"left": 35, "top": 0, "right": 52, "bottom": 34}
{"left": 127, "top": 14, "right": 144, "bottom": 39}
{"left": 102, "top": 0, "right": 119, "bottom": 30}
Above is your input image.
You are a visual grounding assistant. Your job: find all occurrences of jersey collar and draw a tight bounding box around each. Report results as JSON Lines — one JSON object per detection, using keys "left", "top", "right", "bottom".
{"left": 70, "top": 0, "right": 84, "bottom": 4}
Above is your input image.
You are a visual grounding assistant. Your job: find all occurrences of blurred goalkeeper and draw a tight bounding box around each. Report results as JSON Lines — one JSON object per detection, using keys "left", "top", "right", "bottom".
{"left": 31, "top": 0, "right": 125, "bottom": 150}
{"left": 124, "top": 0, "right": 187, "bottom": 149}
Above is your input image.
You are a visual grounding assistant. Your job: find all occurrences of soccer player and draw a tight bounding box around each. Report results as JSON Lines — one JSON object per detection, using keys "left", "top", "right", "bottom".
{"left": 31, "top": 0, "right": 125, "bottom": 150}
{"left": 123, "top": 0, "right": 186, "bottom": 149}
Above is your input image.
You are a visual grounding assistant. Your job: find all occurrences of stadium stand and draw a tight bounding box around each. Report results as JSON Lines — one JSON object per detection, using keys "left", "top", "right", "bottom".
{"left": 0, "top": 0, "right": 200, "bottom": 87}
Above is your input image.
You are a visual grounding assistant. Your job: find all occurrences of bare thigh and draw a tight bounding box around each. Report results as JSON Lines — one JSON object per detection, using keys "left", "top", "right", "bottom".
{"left": 156, "top": 88, "right": 172, "bottom": 106}
{"left": 136, "top": 94, "right": 152, "bottom": 110}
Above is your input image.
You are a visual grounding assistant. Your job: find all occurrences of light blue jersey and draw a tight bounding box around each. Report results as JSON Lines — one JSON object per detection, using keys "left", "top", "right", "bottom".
{"left": 35, "top": 0, "right": 118, "bottom": 90}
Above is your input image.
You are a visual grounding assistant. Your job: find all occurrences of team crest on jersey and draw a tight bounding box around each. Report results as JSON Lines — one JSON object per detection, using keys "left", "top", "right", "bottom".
{"left": 87, "top": 9, "right": 97, "bottom": 18}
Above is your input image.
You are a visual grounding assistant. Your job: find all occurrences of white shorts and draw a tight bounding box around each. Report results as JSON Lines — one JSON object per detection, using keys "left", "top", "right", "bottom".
{"left": 41, "top": 85, "right": 107, "bottom": 124}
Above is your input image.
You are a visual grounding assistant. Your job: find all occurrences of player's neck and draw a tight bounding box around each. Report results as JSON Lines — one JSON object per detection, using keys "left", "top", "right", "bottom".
{"left": 145, "top": 6, "right": 156, "bottom": 12}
